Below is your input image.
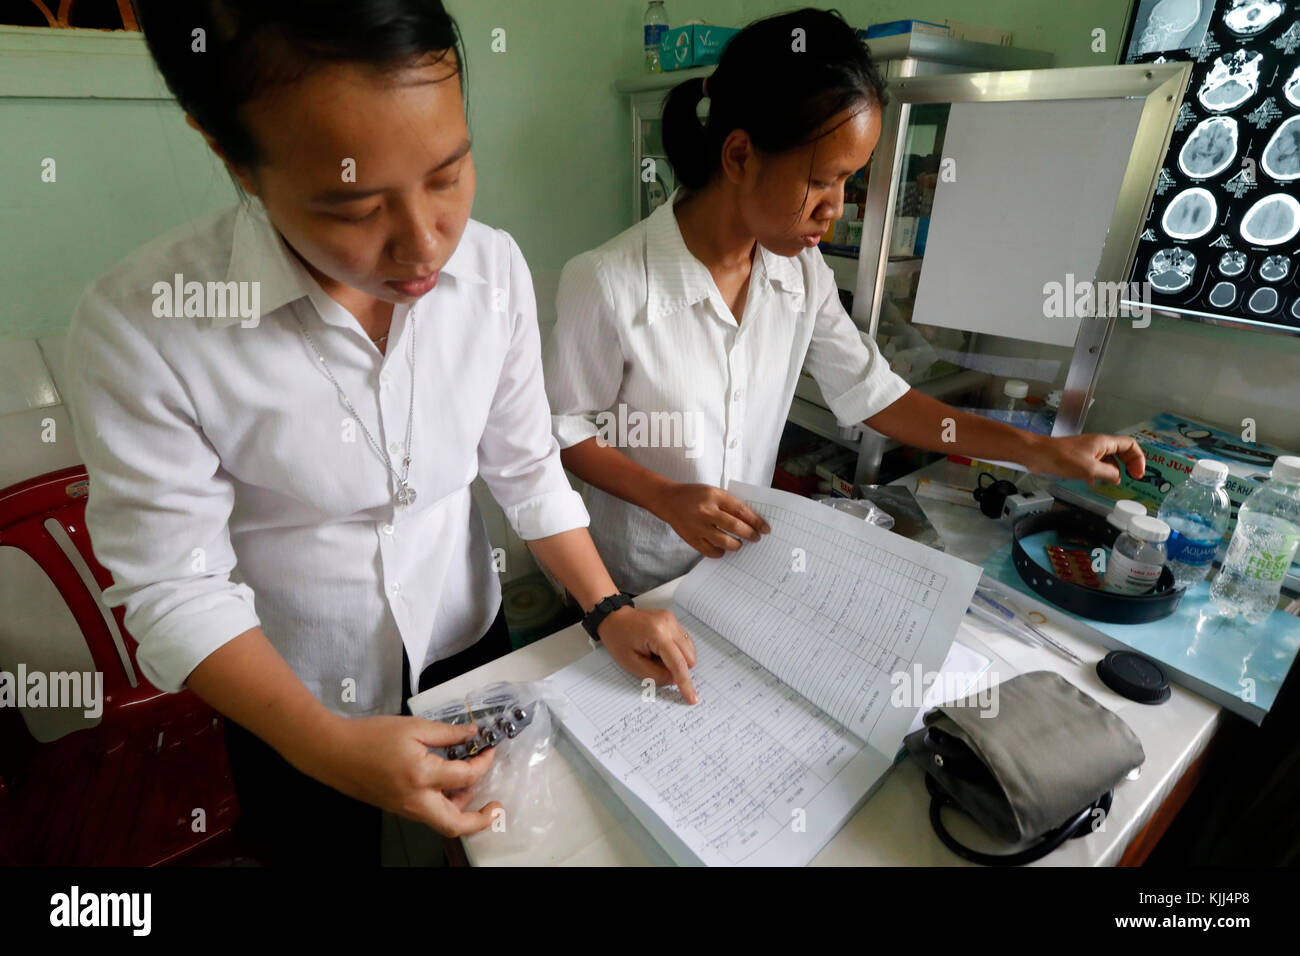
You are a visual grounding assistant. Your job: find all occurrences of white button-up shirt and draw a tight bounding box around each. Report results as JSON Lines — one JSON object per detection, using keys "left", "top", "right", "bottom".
{"left": 545, "top": 191, "right": 910, "bottom": 595}
{"left": 63, "top": 199, "right": 587, "bottom": 717}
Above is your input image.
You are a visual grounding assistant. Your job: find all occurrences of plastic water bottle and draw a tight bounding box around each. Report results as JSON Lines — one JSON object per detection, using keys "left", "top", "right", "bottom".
{"left": 1030, "top": 389, "right": 1062, "bottom": 436}
{"left": 1104, "top": 515, "right": 1170, "bottom": 595}
{"left": 644, "top": 2, "right": 669, "bottom": 73}
{"left": 1210, "top": 455, "right": 1300, "bottom": 624}
{"left": 993, "top": 380, "right": 1029, "bottom": 426}
{"left": 1157, "top": 459, "right": 1231, "bottom": 589}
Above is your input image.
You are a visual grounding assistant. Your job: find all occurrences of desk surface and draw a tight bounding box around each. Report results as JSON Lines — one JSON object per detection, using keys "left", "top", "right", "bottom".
{"left": 431, "top": 462, "right": 1222, "bottom": 866}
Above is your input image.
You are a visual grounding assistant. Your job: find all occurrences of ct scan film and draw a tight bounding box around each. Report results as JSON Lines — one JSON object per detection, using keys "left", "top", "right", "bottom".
{"left": 1124, "top": 0, "right": 1300, "bottom": 333}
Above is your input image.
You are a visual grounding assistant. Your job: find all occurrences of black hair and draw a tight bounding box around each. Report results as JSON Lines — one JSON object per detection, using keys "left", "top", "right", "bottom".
{"left": 131, "top": 0, "right": 468, "bottom": 170}
{"left": 661, "top": 7, "right": 888, "bottom": 192}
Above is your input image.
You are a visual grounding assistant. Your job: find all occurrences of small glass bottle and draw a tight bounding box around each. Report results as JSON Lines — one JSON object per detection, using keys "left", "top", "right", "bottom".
{"left": 1107, "top": 499, "right": 1147, "bottom": 534}
{"left": 1105, "top": 515, "right": 1171, "bottom": 595}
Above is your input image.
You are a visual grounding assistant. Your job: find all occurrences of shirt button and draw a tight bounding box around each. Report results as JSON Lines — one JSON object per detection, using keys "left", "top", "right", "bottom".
{"left": 388, "top": 440, "right": 403, "bottom": 454}
{"left": 380, "top": 370, "right": 391, "bottom": 385}
{"left": 732, "top": 389, "right": 742, "bottom": 402}
{"left": 728, "top": 437, "right": 739, "bottom": 449}
{"left": 381, "top": 523, "right": 394, "bottom": 535}
{"left": 390, "top": 582, "right": 401, "bottom": 594}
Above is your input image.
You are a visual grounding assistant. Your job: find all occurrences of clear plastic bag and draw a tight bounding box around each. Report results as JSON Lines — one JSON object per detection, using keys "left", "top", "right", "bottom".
{"left": 813, "top": 494, "right": 896, "bottom": 531}
{"left": 417, "top": 680, "right": 559, "bottom": 851}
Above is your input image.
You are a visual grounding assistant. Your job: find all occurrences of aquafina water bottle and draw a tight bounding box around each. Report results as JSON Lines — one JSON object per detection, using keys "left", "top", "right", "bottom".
{"left": 1157, "top": 458, "right": 1231, "bottom": 588}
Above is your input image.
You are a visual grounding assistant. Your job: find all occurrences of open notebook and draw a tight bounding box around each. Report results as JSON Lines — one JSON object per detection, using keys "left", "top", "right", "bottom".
{"left": 549, "top": 483, "right": 983, "bottom": 866}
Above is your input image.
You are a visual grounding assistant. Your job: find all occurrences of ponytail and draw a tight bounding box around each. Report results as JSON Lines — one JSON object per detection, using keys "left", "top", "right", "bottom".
{"left": 660, "top": 8, "right": 888, "bottom": 193}
{"left": 661, "top": 76, "right": 713, "bottom": 190}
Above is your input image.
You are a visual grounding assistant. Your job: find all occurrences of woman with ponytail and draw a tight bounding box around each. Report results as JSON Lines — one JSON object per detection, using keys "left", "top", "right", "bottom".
{"left": 545, "top": 7, "right": 1146, "bottom": 595}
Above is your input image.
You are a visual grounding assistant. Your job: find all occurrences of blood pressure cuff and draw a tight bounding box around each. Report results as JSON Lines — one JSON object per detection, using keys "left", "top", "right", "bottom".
{"left": 904, "top": 671, "right": 1145, "bottom": 844}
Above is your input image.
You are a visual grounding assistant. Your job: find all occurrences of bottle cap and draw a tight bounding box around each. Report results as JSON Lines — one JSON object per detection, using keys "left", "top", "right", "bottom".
{"left": 1096, "top": 651, "right": 1171, "bottom": 704}
{"left": 1272, "top": 455, "right": 1300, "bottom": 484}
{"left": 1191, "top": 459, "right": 1229, "bottom": 482}
{"left": 1107, "top": 499, "right": 1146, "bottom": 529}
{"left": 1003, "top": 380, "right": 1029, "bottom": 399}
{"left": 1129, "top": 515, "right": 1170, "bottom": 543}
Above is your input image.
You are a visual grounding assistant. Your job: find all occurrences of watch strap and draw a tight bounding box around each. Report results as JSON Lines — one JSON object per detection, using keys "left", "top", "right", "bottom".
{"left": 582, "top": 590, "right": 635, "bottom": 641}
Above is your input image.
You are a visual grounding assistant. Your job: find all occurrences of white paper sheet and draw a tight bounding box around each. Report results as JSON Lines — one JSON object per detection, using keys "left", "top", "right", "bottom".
{"left": 549, "top": 483, "right": 982, "bottom": 865}
{"left": 674, "top": 482, "right": 982, "bottom": 752}
{"left": 911, "top": 97, "right": 1147, "bottom": 348}
{"left": 549, "top": 618, "right": 893, "bottom": 866}
{"left": 905, "top": 639, "right": 994, "bottom": 737}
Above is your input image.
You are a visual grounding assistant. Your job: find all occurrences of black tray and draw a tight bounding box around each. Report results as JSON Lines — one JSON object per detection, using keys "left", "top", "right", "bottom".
{"left": 1011, "top": 508, "right": 1184, "bottom": 625}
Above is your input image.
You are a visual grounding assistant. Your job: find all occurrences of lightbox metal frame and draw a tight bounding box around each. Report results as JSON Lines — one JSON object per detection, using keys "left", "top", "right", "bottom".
{"left": 854, "top": 62, "right": 1194, "bottom": 437}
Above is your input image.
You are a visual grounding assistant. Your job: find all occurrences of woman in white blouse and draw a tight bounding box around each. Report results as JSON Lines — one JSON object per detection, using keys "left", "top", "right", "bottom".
{"left": 62, "top": 1, "right": 698, "bottom": 864}
{"left": 546, "top": 8, "right": 1147, "bottom": 597}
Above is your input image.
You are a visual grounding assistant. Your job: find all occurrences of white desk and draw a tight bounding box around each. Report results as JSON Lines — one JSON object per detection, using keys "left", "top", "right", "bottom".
{"left": 434, "top": 462, "right": 1223, "bottom": 866}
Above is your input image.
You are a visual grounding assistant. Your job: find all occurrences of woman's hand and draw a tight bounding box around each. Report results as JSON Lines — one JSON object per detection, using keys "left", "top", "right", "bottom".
{"left": 650, "top": 483, "right": 771, "bottom": 557}
{"left": 597, "top": 606, "right": 700, "bottom": 704}
{"left": 299, "top": 714, "right": 504, "bottom": 837}
{"left": 1024, "top": 433, "right": 1146, "bottom": 485}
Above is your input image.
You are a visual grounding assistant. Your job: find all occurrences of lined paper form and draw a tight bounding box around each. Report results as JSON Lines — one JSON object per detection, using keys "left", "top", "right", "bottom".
{"left": 550, "top": 616, "right": 893, "bottom": 866}
{"left": 675, "top": 483, "right": 981, "bottom": 751}
{"left": 550, "top": 482, "right": 982, "bottom": 865}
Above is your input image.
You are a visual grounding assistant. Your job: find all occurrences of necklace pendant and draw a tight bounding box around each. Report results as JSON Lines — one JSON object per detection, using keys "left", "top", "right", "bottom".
{"left": 395, "top": 482, "right": 417, "bottom": 507}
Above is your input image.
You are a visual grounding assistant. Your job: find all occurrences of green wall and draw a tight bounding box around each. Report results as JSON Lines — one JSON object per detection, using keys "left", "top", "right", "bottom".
{"left": 456, "top": 0, "right": 1135, "bottom": 310}
{"left": 0, "top": 1, "right": 1133, "bottom": 342}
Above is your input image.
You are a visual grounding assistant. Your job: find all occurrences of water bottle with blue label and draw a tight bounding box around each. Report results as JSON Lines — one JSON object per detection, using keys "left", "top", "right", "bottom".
{"left": 644, "top": 2, "right": 669, "bottom": 73}
{"left": 1157, "top": 458, "right": 1231, "bottom": 588}
{"left": 1210, "top": 455, "right": 1300, "bottom": 624}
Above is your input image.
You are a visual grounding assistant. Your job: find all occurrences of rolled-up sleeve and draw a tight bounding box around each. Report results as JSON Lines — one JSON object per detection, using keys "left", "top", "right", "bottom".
{"left": 544, "top": 251, "right": 625, "bottom": 450}
{"left": 476, "top": 234, "right": 589, "bottom": 540}
{"left": 61, "top": 287, "right": 261, "bottom": 693}
{"left": 803, "top": 258, "right": 911, "bottom": 425}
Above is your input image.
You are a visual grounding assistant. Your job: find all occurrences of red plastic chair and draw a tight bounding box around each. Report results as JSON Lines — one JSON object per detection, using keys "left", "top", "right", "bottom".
{"left": 0, "top": 465, "right": 241, "bottom": 865}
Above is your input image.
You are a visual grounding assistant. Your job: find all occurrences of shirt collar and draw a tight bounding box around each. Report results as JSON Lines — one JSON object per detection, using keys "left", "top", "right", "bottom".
{"left": 645, "top": 187, "right": 805, "bottom": 324}
{"left": 217, "top": 199, "right": 307, "bottom": 328}
{"left": 217, "top": 199, "right": 487, "bottom": 329}
{"left": 644, "top": 189, "right": 715, "bottom": 324}
{"left": 757, "top": 240, "right": 805, "bottom": 303}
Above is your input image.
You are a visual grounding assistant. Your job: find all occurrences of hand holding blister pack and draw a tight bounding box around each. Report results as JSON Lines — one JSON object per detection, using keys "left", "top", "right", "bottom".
{"left": 413, "top": 681, "right": 562, "bottom": 851}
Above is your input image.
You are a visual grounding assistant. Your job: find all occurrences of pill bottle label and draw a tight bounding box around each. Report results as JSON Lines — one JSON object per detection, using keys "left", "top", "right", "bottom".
{"left": 1104, "top": 549, "right": 1163, "bottom": 594}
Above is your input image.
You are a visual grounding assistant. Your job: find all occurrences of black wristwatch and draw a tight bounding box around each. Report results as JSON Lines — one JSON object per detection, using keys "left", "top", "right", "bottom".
{"left": 582, "top": 591, "right": 636, "bottom": 641}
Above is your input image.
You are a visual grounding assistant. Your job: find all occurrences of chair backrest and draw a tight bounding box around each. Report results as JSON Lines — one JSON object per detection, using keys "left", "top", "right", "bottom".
{"left": 0, "top": 464, "right": 162, "bottom": 714}
{"left": 0, "top": 465, "right": 240, "bottom": 865}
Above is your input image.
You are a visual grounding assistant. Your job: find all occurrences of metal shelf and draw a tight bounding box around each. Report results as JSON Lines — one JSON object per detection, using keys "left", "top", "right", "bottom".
{"left": 786, "top": 395, "right": 866, "bottom": 453}
{"left": 615, "top": 32, "right": 1053, "bottom": 93}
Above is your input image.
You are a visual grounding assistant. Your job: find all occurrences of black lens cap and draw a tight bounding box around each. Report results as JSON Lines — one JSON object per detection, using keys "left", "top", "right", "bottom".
{"left": 1096, "top": 650, "right": 1171, "bottom": 704}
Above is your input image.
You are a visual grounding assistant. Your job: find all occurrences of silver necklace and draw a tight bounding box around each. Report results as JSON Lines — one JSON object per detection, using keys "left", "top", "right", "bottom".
{"left": 295, "top": 311, "right": 418, "bottom": 507}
